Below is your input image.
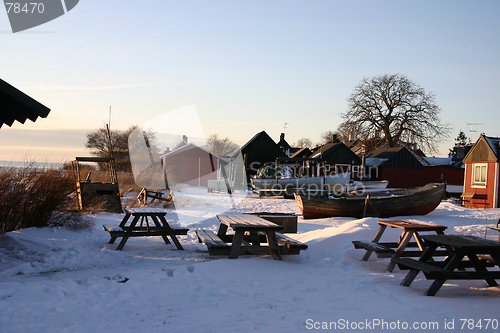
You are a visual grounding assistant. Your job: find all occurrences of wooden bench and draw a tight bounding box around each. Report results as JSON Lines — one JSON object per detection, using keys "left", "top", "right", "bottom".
{"left": 103, "top": 224, "right": 188, "bottom": 244}
{"left": 485, "top": 219, "right": 500, "bottom": 241}
{"left": 392, "top": 258, "right": 452, "bottom": 279}
{"left": 352, "top": 241, "right": 395, "bottom": 258}
{"left": 275, "top": 233, "right": 308, "bottom": 254}
{"left": 196, "top": 230, "right": 231, "bottom": 255}
{"left": 196, "top": 229, "right": 308, "bottom": 257}
{"left": 393, "top": 257, "right": 500, "bottom": 281}
{"left": 137, "top": 188, "right": 173, "bottom": 205}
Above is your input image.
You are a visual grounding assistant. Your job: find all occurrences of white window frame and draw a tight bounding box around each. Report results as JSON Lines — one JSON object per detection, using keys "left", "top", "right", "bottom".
{"left": 323, "top": 164, "right": 331, "bottom": 172}
{"left": 471, "top": 163, "right": 488, "bottom": 188}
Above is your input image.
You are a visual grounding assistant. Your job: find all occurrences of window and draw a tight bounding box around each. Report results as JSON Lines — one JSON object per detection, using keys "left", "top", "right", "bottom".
{"left": 472, "top": 163, "right": 487, "bottom": 187}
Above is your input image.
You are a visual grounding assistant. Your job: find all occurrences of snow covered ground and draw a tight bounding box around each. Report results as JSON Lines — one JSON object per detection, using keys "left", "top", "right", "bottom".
{"left": 1, "top": 187, "right": 500, "bottom": 332}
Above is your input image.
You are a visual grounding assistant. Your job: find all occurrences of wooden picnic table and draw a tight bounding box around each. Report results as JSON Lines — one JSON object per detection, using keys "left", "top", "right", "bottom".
{"left": 103, "top": 207, "right": 188, "bottom": 251}
{"left": 217, "top": 213, "right": 284, "bottom": 260}
{"left": 395, "top": 234, "right": 500, "bottom": 296}
{"left": 196, "top": 214, "right": 308, "bottom": 260}
{"left": 352, "top": 220, "right": 448, "bottom": 272}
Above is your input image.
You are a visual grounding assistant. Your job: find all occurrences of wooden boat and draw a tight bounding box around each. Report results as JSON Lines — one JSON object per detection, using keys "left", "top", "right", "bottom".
{"left": 294, "top": 183, "right": 446, "bottom": 219}
{"left": 251, "top": 173, "right": 351, "bottom": 191}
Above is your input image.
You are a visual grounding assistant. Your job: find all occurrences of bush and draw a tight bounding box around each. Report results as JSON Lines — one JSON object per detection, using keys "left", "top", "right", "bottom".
{"left": 0, "top": 164, "right": 84, "bottom": 233}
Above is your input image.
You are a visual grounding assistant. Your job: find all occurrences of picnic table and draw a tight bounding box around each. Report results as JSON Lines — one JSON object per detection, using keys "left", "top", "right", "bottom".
{"left": 103, "top": 207, "right": 188, "bottom": 251}
{"left": 196, "top": 213, "right": 307, "bottom": 260}
{"left": 352, "top": 220, "right": 448, "bottom": 272}
{"left": 394, "top": 234, "right": 500, "bottom": 296}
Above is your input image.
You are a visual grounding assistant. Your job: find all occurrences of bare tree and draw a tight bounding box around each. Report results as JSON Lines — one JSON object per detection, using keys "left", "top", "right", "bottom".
{"left": 294, "top": 138, "right": 313, "bottom": 149}
{"left": 86, "top": 125, "right": 158, "bottom": 172}
{"left": 320, "top": 130, "right": 339, "bottom": 144}
{"left": 206, "top": 134, "right": 238, "bottom": 157}
{"left": 340, "top": 73, "right": 451, "bottom": 153}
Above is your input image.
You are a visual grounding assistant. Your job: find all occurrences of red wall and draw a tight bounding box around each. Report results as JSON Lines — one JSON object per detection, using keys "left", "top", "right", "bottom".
{"left": 162, "top": 147, "right": 218, "bottom": 187}
{"left": 377, "top": 167, "right": 425, "bottom": 188}
{"left": 423, "top": 166, "right": 464, "bottom": 185}
{"left": 463, "top": 162, "right": 498, "bottom": 209}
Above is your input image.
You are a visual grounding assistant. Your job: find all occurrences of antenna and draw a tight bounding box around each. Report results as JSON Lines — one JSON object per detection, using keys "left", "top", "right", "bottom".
{"left": 467, "top": 122, "right": 483, "bottom": 143}
{"left": 284, "top": 123, "right": 289, "bottom": 132}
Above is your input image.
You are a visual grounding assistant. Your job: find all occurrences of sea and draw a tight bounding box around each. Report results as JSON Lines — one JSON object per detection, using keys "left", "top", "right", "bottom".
{"left": 0, "top": 160, "right": 64, "bottom": 169}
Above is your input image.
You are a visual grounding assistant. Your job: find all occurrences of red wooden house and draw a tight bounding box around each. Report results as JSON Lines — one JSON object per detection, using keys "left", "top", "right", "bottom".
{"left": 462, "top": 134, "right": 500, "bottom": 208}
{"left": 160, "top": 143, "right": 224, "bottom": 187}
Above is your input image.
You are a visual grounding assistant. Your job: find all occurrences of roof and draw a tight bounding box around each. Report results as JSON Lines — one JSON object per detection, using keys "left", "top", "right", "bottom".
{"left": 484, "top": 136, "right": 500, "bottom": 158}
{"left": 160, "top": 142, "right": 225, "bottom": 161}
{"left": 290, "top": 147, "right": 312, "bottom": 158}
{"left": 71, "top": 157, "right": 116, "bottom": 163}
{"left": 365, "top": 146, "right": 427, "bottom": 168}
{"left": 463, "top": 134, "right": 500, "bottom": 163}
{"left": 0, "top": 78, "right": 50, "bottom": 128}
{"left": 310, "top": 143, "right": 341, "bottom": 158}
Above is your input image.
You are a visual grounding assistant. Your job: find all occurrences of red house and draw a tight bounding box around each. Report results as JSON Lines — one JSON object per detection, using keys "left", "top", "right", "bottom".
{"left": 462, "top": 134, "right": 500, "bottom": 209}
{"left": 161, "top": 143, "right": 224, "bottom": 187}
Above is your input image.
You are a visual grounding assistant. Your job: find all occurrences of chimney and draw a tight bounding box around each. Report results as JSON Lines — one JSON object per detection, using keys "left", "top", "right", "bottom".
{"left": 280, "top": 133, "right": 285, "bottom": 142}
{"left": 183, "top": 135, "right": 188, "bottom": 143}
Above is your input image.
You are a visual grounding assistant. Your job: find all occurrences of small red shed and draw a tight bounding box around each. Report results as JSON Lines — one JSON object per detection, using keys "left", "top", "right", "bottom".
{"left": 161, "top": 143, "right": 225, "bottom": 187}
{"left": 462, "top": 134, "right": 500, "bottom": 209}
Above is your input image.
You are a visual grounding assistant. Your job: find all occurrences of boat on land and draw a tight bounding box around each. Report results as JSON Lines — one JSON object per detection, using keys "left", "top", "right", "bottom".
{"left": 294, "top": 183, "right": 446, "bottom": 219}
{"left": 250, "top": 162, "right": 351, "bottom": 192}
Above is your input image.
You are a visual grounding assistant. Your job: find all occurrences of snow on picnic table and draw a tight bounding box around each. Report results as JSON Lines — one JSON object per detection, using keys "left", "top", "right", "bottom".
{"left": 1, "top": 187, "right": 500, "bottom": 332}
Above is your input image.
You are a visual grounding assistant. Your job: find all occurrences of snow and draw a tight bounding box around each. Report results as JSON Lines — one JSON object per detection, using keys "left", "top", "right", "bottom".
{"left": 424, "top": 156, "right": 453, "bottom": 166}
{"left": 2, "top": 188, "right": 500, "bottom": 332}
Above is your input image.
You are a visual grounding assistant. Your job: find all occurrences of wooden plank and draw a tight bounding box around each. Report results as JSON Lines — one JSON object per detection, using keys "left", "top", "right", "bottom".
{"left": 352, "top": 241, "right": 395, "bottom": 258}
{"left": 265, "top": 230, "right": 282, "bottom": 260}
{"left": 392, "top": 258, "right": 451, "bottom": 274}
{"left": 229, "top": 230, "right": 245, "bottom": 259}
{"left": 196, "top": 230, "right": 230, "bottom": 248}
{"left": 275, "top": 233, "right": 308, "bottom": 250}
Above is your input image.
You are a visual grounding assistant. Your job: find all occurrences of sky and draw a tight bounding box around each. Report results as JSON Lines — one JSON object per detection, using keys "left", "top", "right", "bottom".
{"left": 1, "top": 0, "right": 499, "bottom": 163}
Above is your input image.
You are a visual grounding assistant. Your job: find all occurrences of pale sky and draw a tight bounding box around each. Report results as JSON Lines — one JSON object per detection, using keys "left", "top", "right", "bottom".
{"left": 1, "top": 0, "right": 499, "bottom": 163}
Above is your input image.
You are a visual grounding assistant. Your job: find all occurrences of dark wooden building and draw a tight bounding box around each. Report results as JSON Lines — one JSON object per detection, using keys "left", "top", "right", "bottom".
{"left": 0, "top": 78, "right": 50, "bottom": 127}
{"left": 309, "top": 142, "right": 362, "bottom": 179}
{"left": 365, "top": 147, "right": 427, "bottom": 188}
{"left": 236, "top": 131, "right": 287, "bottom": 183}
{"left": 291, "top": 147, "right": 313, "bottom": 158}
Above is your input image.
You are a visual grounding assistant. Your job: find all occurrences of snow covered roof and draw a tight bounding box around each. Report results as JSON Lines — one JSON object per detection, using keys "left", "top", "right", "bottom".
{"left": 484, "top": 135, "right": 500, "bottom": 158}
{"left": 365, "top": 157, "right": 387, "bottom": 167}
{"left": 423, "top": 156, "right": 453, "bottom": 166}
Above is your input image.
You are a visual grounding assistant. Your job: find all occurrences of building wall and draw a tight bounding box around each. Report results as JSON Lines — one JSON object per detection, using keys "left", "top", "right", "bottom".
{"left": 423, "top": 166, "right": 464, "bottom": 185}
{"left": 463, "top": 161, "right": 498, "bottom": 209}
{"left": 162, "top": 147, "right": 218, "bottom": 187}
{"left": 378, "top": 167, "right": 425, "bottom": 188}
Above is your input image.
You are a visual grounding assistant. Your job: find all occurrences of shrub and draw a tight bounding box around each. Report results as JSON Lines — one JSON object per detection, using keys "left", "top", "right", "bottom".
{"left": 0, "top": 164, "right": 83, "bottom": 233}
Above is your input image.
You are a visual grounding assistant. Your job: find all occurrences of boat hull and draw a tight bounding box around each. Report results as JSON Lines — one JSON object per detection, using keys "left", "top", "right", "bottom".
{"left": 295, "top": 183, "right": 446, "bottom": 219}
{"left": 251, "top": 173, "right": 351, "bottom": 191}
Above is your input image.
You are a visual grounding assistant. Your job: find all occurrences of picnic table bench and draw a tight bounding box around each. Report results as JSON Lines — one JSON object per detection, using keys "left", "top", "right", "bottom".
{"left": 196, "top": 213, "right": 307, "bottom": 260}
{"left": 484, "top": 219, "right": 500, "bottom": 242}
{"left": 103, "top": 207, "right": 188, "bottom": 250}
{"left": 352, "top": 220, "right": 449, "bottom": 271}
{"left": 137, "top": 188, "right": 173, "bottom": 205}
{"left": 396, "top": 234, "right": 500, "bottom": 296}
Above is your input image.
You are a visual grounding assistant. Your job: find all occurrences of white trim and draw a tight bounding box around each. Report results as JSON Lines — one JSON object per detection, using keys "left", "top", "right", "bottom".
{"left": 494, "top": 162, "right": 499, "bottom": 208}
{"left": 471, "top": 163, "right": 488, "bottom": 188}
